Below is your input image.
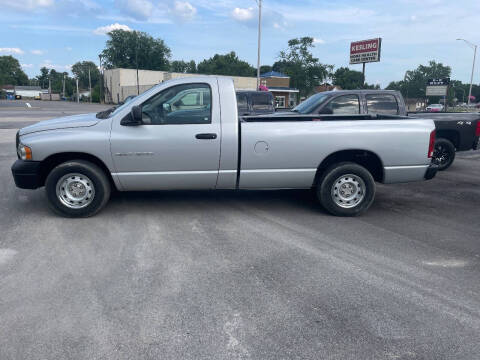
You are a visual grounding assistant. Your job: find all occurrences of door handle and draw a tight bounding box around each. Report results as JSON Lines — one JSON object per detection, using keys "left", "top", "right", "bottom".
{"left": 195, "top": 133, "right": 217, "bottom": 140}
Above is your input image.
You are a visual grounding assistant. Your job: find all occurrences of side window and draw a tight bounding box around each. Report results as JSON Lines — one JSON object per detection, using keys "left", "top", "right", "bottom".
{"left": 252, "top": 93, "right": 273, "bottom": 111}
{"left": 141, "top": 83, "right": 211, "bottom": 125}
{"left": 366, "top": 94, "right": 399, "bottom": 115}
{"left": 236, "top": 93, "right": 249, "bottom": 114}
{"left": 324, "top": 95, "right": 360, "bottom": 114}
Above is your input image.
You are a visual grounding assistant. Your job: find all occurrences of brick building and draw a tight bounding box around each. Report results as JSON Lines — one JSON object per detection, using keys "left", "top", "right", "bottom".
{"left": 260, "top": 71, "right": 299, "bottom": 109}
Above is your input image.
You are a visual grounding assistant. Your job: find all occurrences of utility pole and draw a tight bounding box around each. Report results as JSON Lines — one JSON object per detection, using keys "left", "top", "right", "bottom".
{"left": 88, "top": 67, "right": 92, "bottom": 103}
{"left": 48, "top": 76, "right": 52, "bottom": 101}
{"left": 135, "top": 31, "right": 140, "bottom": 96}
{"left": 99, "top": 55, "right": 103, "bottom": 104}
{"left": 256, "top": 0, "right": 262, "bottom": 90}
{"left": 76, "top": 78, "right": 79, "bottom": 103}
{"left": 457, "top": 38, "right": 477, "bottom": 106}
{"left": 62, "top": 74, "right": 66, "bottom": 99}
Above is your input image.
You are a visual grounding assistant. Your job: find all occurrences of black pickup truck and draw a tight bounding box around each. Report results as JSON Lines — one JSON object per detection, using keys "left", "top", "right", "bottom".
{"left": 289, "top": 90, "right": 480, "bottom": 170}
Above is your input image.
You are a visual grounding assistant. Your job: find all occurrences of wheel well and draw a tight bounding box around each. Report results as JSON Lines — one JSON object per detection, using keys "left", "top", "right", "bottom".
{"left": 38, "top": 152, "right": 116, "bottom": 189}
{"left": 314, "top": 150, "right": 384, "bottom": 185}
{"left": 436, "top": 130, "right": 459, "bottom": 148}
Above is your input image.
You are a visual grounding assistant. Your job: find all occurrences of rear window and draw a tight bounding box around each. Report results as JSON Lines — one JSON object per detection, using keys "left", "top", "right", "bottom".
{"left": 366, "top": 94, "right": 399, "bottom": 115}
{"left": 251, "top": 93, "right": 273, "bottom": 111}
{"left": 236, "top": 93, "right": 248, "bottom": 108}
{"left": 324, "top": 95, "right": 360, "bottom": 114}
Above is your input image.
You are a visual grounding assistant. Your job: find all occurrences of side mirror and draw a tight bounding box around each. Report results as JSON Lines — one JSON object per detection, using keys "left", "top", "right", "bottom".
{"left": 319, "top": 107, "right": 333, "bottom": 115}
{"left": 163, "top": 103, "right": 171, "bottom": 113}
{"left": 121, "top": 105, "right": 143, "bottom": 126}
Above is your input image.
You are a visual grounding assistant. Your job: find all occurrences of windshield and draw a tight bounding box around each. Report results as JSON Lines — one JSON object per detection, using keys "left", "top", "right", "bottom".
{"left": 293, "top": 93, "right": 331, "bottom": 114}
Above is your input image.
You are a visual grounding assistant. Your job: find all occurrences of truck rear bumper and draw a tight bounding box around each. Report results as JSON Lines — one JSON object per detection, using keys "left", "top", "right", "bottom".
{"left": 383, "top": 164, "right": 435, "bottom": 184}
{"left": 11, "top": 160, "right": 42, "bottom": 189}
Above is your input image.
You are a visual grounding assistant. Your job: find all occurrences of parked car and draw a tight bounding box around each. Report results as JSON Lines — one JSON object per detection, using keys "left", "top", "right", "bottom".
{"left": 288, "top": 90, "right": 480, "bottom": 170}
{"left": 426, "top": 104, "right": 444, "bottom": 112}
{"left": 12, "top": 76, "right": 437, "bottom": 218}
{"left": 236, "top": 90, "right": 274, "bottom": 116}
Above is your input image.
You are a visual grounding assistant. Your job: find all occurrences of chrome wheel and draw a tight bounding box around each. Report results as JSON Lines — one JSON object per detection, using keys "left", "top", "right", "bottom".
{"left": 433, "top": 144, "right": 448, "bottom": 166}
{"left": 331, "top": 174, "right": 365, "bottom": 209}
{"left": 56, "top": 173, "right": 95, "bottom": 209}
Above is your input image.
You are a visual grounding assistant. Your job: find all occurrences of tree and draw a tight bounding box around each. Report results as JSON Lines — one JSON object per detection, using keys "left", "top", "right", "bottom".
{"left": 71, "top": 61, "right": 100, "bottom": 89}
{"left": 0, "top": 56, "right": 28, "bottom": 86}
{"left": 386, "top": 60, "right": 451, "bottom": 99}
{"left": 273, "top": 37, "right": 332, "bottom": 97}
{"left": 259, "top": 65, "right": 272, "bottom": 75}
{"left": 197, "top": 52, "right": 255, "bottom": 77}
{"left": 36, "top": 67, "right": 50, "bottom": 89}
{"left": 332, "top": 67, "right": 364, "bottom": 89}
{"left": 101, "top": 30, "right": 171, "bottom": 71}
{"left": 170, "top": 60, "right": 196, "bottom": 73}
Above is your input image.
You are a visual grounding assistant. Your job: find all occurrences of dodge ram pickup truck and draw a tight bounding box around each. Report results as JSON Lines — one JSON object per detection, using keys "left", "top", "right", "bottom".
{"left": 289, "top": 90, "right": 480, "bottom": 170}
{"left": 12, "top": 76, "right": 437, "bottom": 217}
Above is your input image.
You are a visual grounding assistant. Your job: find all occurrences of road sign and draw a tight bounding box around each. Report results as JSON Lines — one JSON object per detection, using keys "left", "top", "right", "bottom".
{"left": 350, "top": 38, "right": 382, "bottom": 64}
{"left": 427, "top": 78, "right": 450, "bottom": 86}
{"left": 426, "top": 86, "right": 448, "bottom": 96}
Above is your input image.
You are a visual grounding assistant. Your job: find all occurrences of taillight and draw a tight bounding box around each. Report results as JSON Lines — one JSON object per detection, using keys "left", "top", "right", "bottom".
{"left": 428, "top": 129, "right": 436, "bottom": 158}
{"left": 475, "top": 121, "right": 480, "bottom": 137}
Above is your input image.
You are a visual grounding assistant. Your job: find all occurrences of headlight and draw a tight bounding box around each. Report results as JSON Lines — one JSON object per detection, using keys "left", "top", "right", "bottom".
{"left": 17, "top": 143, "right": 32, "bottom": 160}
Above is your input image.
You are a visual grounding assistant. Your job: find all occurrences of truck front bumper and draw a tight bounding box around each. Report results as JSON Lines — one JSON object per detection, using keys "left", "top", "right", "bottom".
{"left": 424, "top": 164, "right": 438, "bottom": 180}
{"left": 11, "top": 160, "right": 42, "bottom": 189}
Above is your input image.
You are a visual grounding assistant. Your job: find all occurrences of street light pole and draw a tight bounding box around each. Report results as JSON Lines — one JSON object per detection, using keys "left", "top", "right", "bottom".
{"left": 457, "top": 38, "right": 477, "bottom": 106}
{"left": 99, "top": 55, "right": 103, "bottom": 104}
{"left": 88, "top": 67, "right": 92, "bottom": 103}
{"left": 256, "top": 0, "right": 262, "bottom": 90}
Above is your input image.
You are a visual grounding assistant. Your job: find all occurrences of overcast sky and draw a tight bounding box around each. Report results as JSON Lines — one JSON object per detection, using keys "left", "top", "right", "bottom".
{"left": 1, "top": 0, "right": 479, "bottom": 87}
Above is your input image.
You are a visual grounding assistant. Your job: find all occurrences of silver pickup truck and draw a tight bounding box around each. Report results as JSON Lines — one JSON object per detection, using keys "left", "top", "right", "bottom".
{"left": 12, "top": 76, "right": 437, "bottom": 217}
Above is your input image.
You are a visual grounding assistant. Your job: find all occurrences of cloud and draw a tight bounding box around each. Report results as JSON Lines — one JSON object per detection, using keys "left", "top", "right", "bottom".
{"left": 313, "top": 38, "right": 325, "bottom": 45}
{"left": 31, "top": 49, "right": 45, "bottom": 55}
{"left": 41, "top": 60, "right": 72, "bottom": 71}
{"left": 65, "top": 47, "right": 73, "bottom": 51}
{"left": 93, "top": 23, "right": 132, "bottom": 35}
{"left": 21, "top": 64, "right": 34, "bottom": 68}
{"left": 115, "top": 0, "right": 154, "bottom": 20}
{"left": 0, "top": 48, "right": 25, "bottom": 55}
{"left": 231, "top": 7, "right": 254, "bottom": 21}
{"left": 171, "top": 1, "right": 197, "bottom": 21}
{"left": 4, "top": 0, "right": 54, "bottom": 11}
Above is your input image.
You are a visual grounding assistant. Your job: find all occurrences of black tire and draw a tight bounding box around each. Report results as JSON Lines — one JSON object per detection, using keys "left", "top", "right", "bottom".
{"left": 432, "top": 138, "right": 455, "bottom": 171}
{"left": 45, "top": 160, "right": 111, "bottom": 217}
{"left": 317, "top": 162, "right": 375, "bottom": 217}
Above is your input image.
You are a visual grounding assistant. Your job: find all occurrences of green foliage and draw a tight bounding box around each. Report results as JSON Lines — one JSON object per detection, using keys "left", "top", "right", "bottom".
{"left": 71, "top": 61, "right": 100, "bottom": 89}
{"left": 35, "top": 67, "right": 76, "bottom": 96}
{"left": 197, "top": 52, "right": 255, "bottom": 77}
{"left": 101, "top": 30, "right": 171, "bottom": 71}
{"left": 0, "top": 56, "right": 29, "bottom": 86}
{"left": 386, "top": 60, "right": 451, "bottom": 99}
{"left": 332, "top": 67, "right": 364, "bottom": 89}
{"left": 273, "top": 37, "right": 333, "bottom": 97}
{"left": 259, "top": 65, "right": 272, "bottom": 74}
{"left": 170, "top": 60, "right": 196, "bottom": 73}
{"left": 91, "top": 83, "right": 100, "bottom": 102}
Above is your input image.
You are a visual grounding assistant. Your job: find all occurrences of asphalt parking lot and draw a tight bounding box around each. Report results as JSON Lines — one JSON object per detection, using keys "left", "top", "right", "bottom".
{"left": 1, "top": 100, "right": 480, "bottom": 359}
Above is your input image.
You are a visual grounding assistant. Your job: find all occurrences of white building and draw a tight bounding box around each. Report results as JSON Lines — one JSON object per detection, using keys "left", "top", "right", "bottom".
{"left": 14, "top": 86, "right": 42, "bottom": 99}
{"left": 103, "top": 68, "right": 257, "bottom": 104}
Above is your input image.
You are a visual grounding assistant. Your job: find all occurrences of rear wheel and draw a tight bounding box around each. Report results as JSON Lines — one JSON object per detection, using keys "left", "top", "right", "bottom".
{"left": 432, "top": 138, "right": 455, "bottom": 171}
{"left": 45, "top": 160, "right": 111, "bottom": 217}
{"left": 317, "top": 162, "right": 375, "bottom": 216}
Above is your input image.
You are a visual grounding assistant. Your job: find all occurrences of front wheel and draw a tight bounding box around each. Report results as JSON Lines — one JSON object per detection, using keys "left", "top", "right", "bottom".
{"left": 317, "top": 162, "right": 375, "bottom": 216}
{"left": 432, "top": 138, "right": 455, "bottom": 171}
{"left": 45, "top": 160, "right": 111, "bottom": 217}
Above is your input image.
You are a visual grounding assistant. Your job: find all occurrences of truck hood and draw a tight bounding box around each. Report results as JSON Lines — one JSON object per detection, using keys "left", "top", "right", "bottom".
{"left": 19, "top": 113, "right": 100, "bottom": 136}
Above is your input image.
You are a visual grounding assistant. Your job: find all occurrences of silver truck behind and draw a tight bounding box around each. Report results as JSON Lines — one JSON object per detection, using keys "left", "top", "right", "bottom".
{"left": 12, "top": 76, "right": 437, "bottom": 217}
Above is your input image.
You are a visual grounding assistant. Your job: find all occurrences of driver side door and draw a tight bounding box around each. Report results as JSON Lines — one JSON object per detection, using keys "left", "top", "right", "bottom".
{"left": 110, "top": 81, "right": 221, "bottom": 191}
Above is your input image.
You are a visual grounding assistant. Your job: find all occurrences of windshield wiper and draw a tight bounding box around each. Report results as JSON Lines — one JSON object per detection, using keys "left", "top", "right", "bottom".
{"left": 96, "top": 107, "right": 116, "bottom": 119}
